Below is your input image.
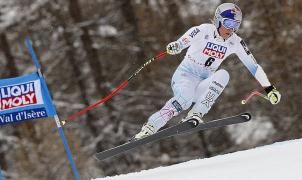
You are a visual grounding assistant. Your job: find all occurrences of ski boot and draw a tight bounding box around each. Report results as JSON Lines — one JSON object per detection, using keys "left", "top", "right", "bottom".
{"left": 181, "top": 109, "right": 204, "bottom": 124}
{"left": 132, "top": 123, "right": 156, "bottom": 140}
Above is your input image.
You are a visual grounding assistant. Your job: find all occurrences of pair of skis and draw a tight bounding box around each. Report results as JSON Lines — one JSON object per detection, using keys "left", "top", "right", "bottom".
{"left": 95, "top": 112, "right": 252, "bottom": 161}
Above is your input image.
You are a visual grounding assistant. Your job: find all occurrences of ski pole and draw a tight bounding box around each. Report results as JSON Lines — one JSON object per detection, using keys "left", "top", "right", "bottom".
{"left": 241, "top": 90, "right": 269, "bottom": 105}
{"left": 62, "top": 51, "right": 167, "bottom": 125}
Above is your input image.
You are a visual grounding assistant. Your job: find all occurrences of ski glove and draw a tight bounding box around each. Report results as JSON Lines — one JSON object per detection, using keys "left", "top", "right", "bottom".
{"left": 166, "top": 41, "right": 183, "bottom": 55}
{"left": 265, "top": 85, "right": 281, "bottom": 105}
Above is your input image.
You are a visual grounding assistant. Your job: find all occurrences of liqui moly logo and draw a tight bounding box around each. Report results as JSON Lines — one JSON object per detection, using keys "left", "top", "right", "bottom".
{"left": 0, "top": 82, "right": 38, "bottom": 110}
{"left": 203, "top": 42, "right": 227, "bottom": 59}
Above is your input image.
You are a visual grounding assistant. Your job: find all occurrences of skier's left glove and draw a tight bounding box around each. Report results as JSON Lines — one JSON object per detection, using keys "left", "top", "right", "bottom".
{"left": 265, "top": 85, "right": 281, "bottom": 105}
{"left": 166, "top": 41, "right": 183, "bottom": 55}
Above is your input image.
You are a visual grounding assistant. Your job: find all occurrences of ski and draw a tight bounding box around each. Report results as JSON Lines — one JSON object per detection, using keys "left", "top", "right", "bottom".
{"left": 95, "top": 112, "right": 251, "bottom": 161}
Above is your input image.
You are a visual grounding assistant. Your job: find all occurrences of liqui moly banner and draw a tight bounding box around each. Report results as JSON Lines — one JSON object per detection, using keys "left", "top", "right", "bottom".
{"left": 0, "top": 72, "right": 55, "bottom": 126}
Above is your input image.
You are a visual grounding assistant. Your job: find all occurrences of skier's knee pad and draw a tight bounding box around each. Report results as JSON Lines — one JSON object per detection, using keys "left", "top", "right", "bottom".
{"left": 212, "top": 69, "right": 230, "bottom": 87}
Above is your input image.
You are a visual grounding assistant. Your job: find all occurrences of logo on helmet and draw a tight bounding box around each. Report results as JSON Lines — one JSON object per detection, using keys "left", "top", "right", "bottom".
{"left": 221, "top": 8, "right": 240, "bottom": 20}
{"left": 232, "top": 7, "right": 241, "bottom": 19}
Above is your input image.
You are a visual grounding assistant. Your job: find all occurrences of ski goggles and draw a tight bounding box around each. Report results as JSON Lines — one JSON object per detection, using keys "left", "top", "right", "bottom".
{"left": 221, "top": 18, "right": 241, "bottom": 31}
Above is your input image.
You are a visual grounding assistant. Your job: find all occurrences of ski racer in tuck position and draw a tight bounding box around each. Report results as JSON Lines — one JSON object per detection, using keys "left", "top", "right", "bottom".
{"left": 134, "top": 3, "right": 281, "bottom": 139}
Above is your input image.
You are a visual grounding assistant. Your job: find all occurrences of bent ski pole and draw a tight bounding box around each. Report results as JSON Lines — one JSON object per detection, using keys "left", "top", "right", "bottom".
{"left": 241, "top": 90, "right": 269, "bottom": 105}
{"left": 62, "top": 51, "right": 167, "bottom": 125}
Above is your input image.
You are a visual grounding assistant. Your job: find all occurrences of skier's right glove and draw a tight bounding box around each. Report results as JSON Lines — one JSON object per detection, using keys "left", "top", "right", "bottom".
{"left": 265, "top": 85, "right": 281, "bottom": 105}
{"left": 166, "top": 41, "right": 183, "bottom": 55}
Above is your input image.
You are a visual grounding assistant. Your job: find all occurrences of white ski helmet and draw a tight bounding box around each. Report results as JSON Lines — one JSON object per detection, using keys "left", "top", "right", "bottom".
{"left": 214, "top": 3, "right": 242, "bottom": 32}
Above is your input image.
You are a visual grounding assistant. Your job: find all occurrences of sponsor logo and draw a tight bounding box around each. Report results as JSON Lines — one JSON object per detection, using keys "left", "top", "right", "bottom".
{"left": 189, "top": 28, "right": 200, "bottom": 38}
{"left": 209, "top": 86, "right": 220, "bottom": 95}
{"left": 203, "top": 42, "right": 227, "bottom": 59}
{"left": 233, "top": 7, "right": 241, "bottom": 19}
{"left": 172, "top": 100, "right": 183, "bottom": 113}
{"left": 240, "top": 40, "right": 251, "bottom": 55}
{"left": 201, "top": 92, "right": 215, "bottom": 108}
{"left": 181, "top": 37, "right": 190, "bottom": 46}
{"left": 251, "top": 54, "right": 257, "bottom": 64}
{"left": 213, "top": 81, "right": 224, "bottom": 89}
{"left": 0, "top": 82, "right": 37, "bottom": 110}
{"left": 221, "top": 8, "right": 241, "bottom": 20}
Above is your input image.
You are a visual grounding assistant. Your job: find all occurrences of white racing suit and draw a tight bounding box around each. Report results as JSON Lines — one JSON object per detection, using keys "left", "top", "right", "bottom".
{"left": 148, "top": 23, "right": 271, "bottom": 131}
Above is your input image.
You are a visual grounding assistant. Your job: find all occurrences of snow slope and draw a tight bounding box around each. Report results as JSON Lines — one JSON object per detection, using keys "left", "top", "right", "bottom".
{"left": 95, "top": 139, "right": 302, "bottom": 180}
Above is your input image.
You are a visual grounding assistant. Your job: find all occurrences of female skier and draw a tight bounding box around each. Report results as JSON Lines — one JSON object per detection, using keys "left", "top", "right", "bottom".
{"left": 134, "top": 3, "right": 281, "bottom": 139}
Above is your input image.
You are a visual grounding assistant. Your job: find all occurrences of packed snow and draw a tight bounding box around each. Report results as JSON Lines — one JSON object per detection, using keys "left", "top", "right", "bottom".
{"left": 95, "top": 138, "right": 302, "bottom": 180}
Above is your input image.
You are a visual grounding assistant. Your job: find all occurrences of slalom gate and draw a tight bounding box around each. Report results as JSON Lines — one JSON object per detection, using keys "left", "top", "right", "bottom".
{"left": 0, "top": 37, "right": 80, "bottom": 180}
